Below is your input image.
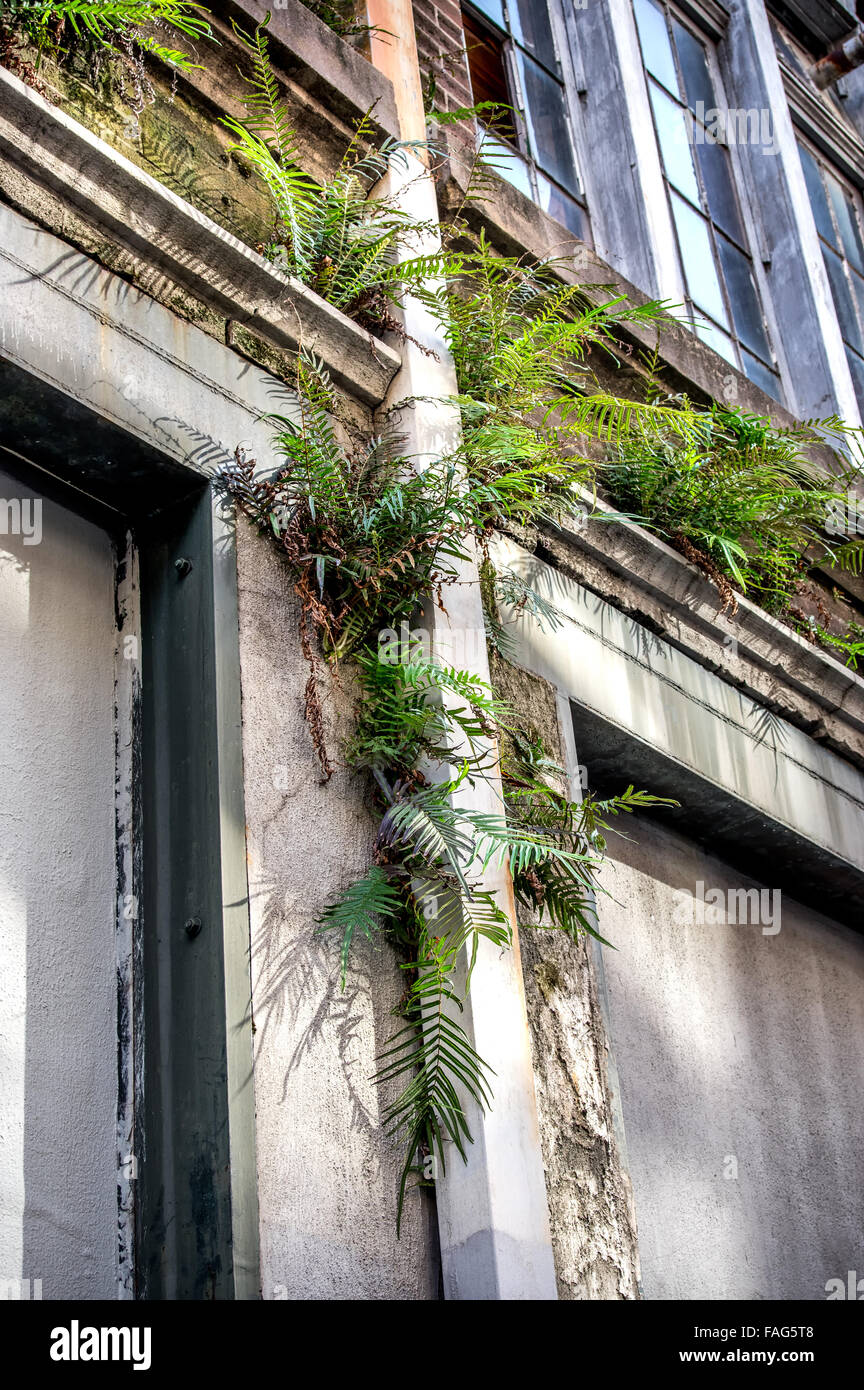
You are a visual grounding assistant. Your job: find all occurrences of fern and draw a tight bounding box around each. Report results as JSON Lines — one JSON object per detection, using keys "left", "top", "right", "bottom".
{"left": 319, "top": 866, "right": 404, "bottom": 988}
{"left": 221, "top": 15, "right": 455, "bottom": 330}
{"left": 11, "top": 0, "right": 213, "bottom": 69}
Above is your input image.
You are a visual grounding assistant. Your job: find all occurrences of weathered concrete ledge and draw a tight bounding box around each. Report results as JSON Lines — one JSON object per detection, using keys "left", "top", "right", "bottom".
{"left": 490, "top": 531, "right": 864, "bottom": 929}
{"left": 222, "top": 0, "right": 399, "bottom": 139}
{"left": 0, "top": 66, "right": 401, "bottom": 407}
{"left": 526, "top": 494, "right": 864, "bottom": 771}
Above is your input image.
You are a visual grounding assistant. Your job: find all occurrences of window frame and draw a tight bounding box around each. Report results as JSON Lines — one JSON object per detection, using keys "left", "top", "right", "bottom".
{"left": 796, "top": 132, "right": 864, "bottom": 411}
{"left": 461, "top": 0, "right": 591, "bottom": 240}
{"left": 633, "top": 0, "right": 783, "bottom": 396}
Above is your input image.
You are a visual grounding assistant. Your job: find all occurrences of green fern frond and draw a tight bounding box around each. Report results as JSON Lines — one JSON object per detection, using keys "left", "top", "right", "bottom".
{"left": 319, "top": 866, "right": 405, "bottom": 988}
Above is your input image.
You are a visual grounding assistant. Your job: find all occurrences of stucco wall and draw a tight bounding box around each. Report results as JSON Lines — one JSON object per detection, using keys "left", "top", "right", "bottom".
{"left": 0, "top": 471, "right": 118, "bottom": 1298}
{"left": 597, "top": 817, "right": 864, "bottom": 1301}
{"left": 235, "top": 519, "right": 440, "bottom": 1300}
{"left": 488, "top": 653, "right": 641, "bottom": 1300}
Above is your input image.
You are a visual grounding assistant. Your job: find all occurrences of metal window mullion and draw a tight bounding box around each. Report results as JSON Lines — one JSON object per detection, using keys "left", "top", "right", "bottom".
{"left": 703, "top": 19, "right": 781, "bottom": 374}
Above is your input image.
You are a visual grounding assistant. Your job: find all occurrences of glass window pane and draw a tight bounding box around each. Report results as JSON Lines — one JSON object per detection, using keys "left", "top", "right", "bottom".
{"left": 844, "top": 347, "right": 864, "bottom": 415}
{"left": 671, "top": 191, "right": 729, "bottom": 328}
{"left": 798, "top": 142, "right": 837, "bottom": 246}
{"left": 517, "top": 52, "right": 580, "bottom": 195}
{"left": 633, "top": 0, "right": 679, "bottom": 96}
{"left": 650, "top": 83, "right": 701, "bottom": 205}
{"left": 742, "top": 350, "right": 780, "bottom": 399}
{"left": 717, "top": 238, "right": 772, "bottom": 361}
{"left": 537, "top": 174, "right": 589, "bottom": 239}
{"left": 672, "top": 19, "right": 715, "bottom": 114}
{"left": 695, "top": 317, "right": 737, "bottom": 366}
{"left": 849, "top": 266, "right": 864, "bottom": 329}
{"left": 826, "top": 174, "right": 864, "bottom": 274}
{"left": 470, "top": 0, "right": 505, "bottom": 29}
{"left": 480, "top": 129, "right": 534, "bottom": 200}
{"left": 823, "top": 245, "right": 864, "bottom": 354}
{"left": 511, "top": 0, "right": 557, "bottom": 70}
{"left": 695, "top": 137, "right": 745, "bottom": 243}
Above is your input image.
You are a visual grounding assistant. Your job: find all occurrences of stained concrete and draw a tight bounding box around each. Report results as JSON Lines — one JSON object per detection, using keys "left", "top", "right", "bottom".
{"left": 598, "top": 816, "right": 864, "bottom": 1301}
{"left": 234, "top": 520, "right": 440, "bottom": 1299}
{"left": 488, "top": 652, "right": 641, "bottom": 1300}
{"left": 0, "top": 470, "right": 118, "bottom": 1298}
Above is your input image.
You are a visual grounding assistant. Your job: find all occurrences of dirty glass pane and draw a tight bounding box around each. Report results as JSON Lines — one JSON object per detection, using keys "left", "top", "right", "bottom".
{"left": 537, "top": 174, "right": 589, "bottom": 238}
{"left": 482, "top": 130, "right": 534, "bottom": 198}
{"left": 695, "top": 135, "right": 745, "bottom": 243}
{"left": 798, "top": 142, "right": 837, "bottom": 247}
{"left": 695, "top": 316, "right": 737, "bottom": 366}
{"left": 650, "top": 83, "right": 701, "bottom": 205}
{"left": 511, "top": 0, "right": 558, "bottom": 70}
{"left": 717, "top": 238, "right": 771, "bottom": 361}
{"left": 633, "top": 0, "right": 679, "bottom": 96}
{"left": 826, "top": 174, "right": 864, "bottom": 274}
{"left": 742, "top": 350, "right": 780, "bottom": 399}
{"left": 850, "top": 265, "right": 864, "bottom": 327}
{"left": 845, "top": 346, "right": 864, "bottom": 414}
{"left": 470, "top": 0, "right": 506, "bottom": 30}
{"left": 823, "top": 245, "right": 864, "bottom": 354}
{"left": 518, "top": 52, "right": 580, "bottom": 195}
{"left": 672, "top": 192, "right": 729, "bottom": 327}
{"left": 672, "top": 18, "right": 715, "bottom": 114}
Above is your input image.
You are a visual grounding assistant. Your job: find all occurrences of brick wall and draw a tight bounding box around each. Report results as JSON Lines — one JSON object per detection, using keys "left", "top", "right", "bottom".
{"left": 411, "top": 0, "right": 473, "bottom": 111}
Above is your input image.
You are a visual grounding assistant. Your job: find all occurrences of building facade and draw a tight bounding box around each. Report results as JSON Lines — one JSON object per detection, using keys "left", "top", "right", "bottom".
{"left": 0, "top": 0, "right": 862, "bottom": 1300}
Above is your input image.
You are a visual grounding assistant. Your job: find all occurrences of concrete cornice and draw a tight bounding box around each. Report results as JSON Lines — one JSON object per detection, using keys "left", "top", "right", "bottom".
{"left": 534, "top": 495, "right": 864, "bottom": 769}
{"left": 0, "top": 66, "right": 401, "bottom": 407}
{"left": 222, "top": 0, "right": 399, "bottom": 139}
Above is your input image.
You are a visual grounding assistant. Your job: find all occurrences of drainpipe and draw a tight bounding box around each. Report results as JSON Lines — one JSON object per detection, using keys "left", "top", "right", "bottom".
{"left": 364, "top": 0, "right": 558, "bottom": 1301}
{"left": 810, "top": 24, "right": 864, "bottom": 90}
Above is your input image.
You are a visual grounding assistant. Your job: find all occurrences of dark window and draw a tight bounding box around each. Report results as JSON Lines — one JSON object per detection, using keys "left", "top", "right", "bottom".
{"left": 461, "top": 1, "right": 589, "bottom": 241}
{"left": 633, "top": 0, "right": 781, "bottom": 398}
{"left": 798, "top": 138, "right": 864, "bottom": 414}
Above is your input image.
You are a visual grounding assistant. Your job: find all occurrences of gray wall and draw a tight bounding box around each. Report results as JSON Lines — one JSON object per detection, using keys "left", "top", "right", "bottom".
{"left": 235, "top": 522, "right": 440, "bottom": 1300}
{"left": 0, "top": 471, "right": 118, "bottom": 1298}
{"left": 598, "top": 817, "right": 864, "bottom": 1301}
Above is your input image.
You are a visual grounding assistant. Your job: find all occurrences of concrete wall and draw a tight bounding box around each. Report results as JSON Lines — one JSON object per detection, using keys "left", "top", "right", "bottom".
{"left": 235, "top": 521, "right": 441, "bottom": 1300}
{"left": 597, "top": 817, "right": 864, "bottom": 1301}
{"left": 0, "top": 470, "right": 118, "bottom": 1298}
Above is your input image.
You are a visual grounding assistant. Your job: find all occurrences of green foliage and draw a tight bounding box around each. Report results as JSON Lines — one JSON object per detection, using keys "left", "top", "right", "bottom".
{"left": 223, "top": 130, "right": 863, "bottom": 1227}
{"left": 6, "top": 0, "right": 213, "bottom": 69}
{"left": 413, "top": 234, "right": 695, "bottom": 529}
{"left": 501, "top": 729, "right": 676, "bottom": 944}
{"left": 222, "top": 15, "right": 451, "bottom": 331}
{"left": 835, "top": 540, "right": 864, "bottom": 577}
{"left": 221, "top": 341, "right": 672, "bottom": 1225}
{"left": 604, "top": 403, "right": 862, "bottom": 612}
{"left": 301, "top": 0, "right": 376, "bottom": 41}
